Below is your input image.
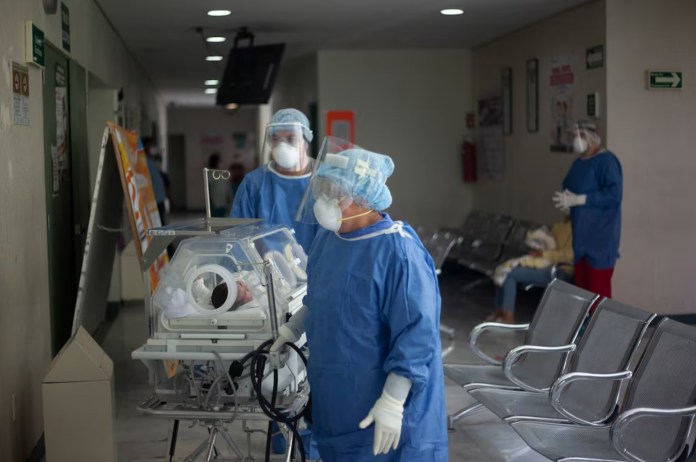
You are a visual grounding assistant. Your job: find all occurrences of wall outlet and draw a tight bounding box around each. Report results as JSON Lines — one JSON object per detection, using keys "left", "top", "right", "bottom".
{"left": 11, "top": 392, "right": 16, "bottom": 422}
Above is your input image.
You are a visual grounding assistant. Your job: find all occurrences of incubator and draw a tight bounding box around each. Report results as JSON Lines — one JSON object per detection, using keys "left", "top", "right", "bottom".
{"left": 131, "top": 220, "right": 311, "bottom": 462}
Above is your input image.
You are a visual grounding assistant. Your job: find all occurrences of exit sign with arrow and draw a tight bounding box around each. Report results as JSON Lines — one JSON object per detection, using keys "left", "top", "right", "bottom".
{"left": 647, "top": 70, "right": 683, "bottom": 89}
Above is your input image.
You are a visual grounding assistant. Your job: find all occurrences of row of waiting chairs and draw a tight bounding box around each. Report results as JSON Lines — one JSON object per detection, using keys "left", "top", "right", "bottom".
{"left": 444, "top": 279, "right": 696, "bottom": 462}
{"left": 419, "top": 210, "right": 545, "bottom": 292}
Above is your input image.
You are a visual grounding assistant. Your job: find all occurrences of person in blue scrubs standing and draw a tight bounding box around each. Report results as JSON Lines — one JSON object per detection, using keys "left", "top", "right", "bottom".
{"left": 272, "top": 139, "right": 448, "bottom": 461}
{"left": 553, "top": 121, "right": 622, "bottom": 302}
{"left": 231, "top": 108, "right": 320, "bottom": 253}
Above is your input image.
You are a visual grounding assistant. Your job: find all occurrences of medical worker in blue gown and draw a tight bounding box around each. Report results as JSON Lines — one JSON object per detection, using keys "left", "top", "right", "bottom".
{"left": 231, "top": 108, "right": 320, "bottom": 253}
{"left": 553, "top": 120, "right": 622, "bottom": 301}
{"left": 271, "top": 138, "right": 448, "bottom": 461}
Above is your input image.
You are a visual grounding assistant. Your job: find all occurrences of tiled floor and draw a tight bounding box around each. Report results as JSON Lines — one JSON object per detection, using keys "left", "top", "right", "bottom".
{"left": 103, "top": 261, "right": 552, "bottom": 461}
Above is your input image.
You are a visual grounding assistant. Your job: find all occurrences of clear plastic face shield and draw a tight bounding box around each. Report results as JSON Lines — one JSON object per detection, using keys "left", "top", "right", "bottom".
{"left": 296, "top": 137, "right": 380, "bottom": 232}
{"left": 572, "top": 121, "right": 601, "bottom": 155}
{"left": 264, "top": 122, "right": 310, "bottom": 173}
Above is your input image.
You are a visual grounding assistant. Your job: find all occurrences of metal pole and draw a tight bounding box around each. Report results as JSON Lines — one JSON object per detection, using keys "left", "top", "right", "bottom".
{"left": 203, "top": 168, "right": 212, "bottom": 220}
{"left": 204, "top": 427, "right": 218, "bottom": 462}
{"left": 264, "top": 260, "right": 280, "bottom": 341}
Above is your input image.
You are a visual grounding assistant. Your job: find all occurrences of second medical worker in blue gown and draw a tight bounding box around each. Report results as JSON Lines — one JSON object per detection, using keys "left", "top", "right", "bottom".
{"left": 553, "top": 120, "right": 622, "bottom": 301}
{"left": 272, "top": 138, "right": 448, "bottom": 461}
{"left": 231, "top": 108, "right": 320, "bottom": 253}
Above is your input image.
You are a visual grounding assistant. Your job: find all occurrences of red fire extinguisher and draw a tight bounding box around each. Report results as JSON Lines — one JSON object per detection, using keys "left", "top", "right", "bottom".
{"left": 462, "top": 139, "right": 477, "bottom": 183}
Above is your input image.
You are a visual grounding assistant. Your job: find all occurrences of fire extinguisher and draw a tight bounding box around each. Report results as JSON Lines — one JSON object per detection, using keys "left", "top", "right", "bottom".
{"left": 462, "top": 138, "right": 477, "bottom": 183}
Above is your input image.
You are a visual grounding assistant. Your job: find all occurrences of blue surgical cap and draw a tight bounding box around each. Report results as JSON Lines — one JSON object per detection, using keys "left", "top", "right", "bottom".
{"left": 269, "top": 108, "right": 313, "bottom": 142}
{"left": 317, "top": 148, "right": 394, "bottom": 211}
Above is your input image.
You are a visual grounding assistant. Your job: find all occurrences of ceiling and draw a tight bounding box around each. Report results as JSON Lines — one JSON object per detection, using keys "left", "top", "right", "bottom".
{"left": 95, "top": 0, "right": 590, "bottom": 106}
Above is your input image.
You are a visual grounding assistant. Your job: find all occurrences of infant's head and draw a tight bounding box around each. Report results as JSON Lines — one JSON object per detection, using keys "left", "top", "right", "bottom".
{"left": 211, "top": 280, "right": 254, "bottom": 310}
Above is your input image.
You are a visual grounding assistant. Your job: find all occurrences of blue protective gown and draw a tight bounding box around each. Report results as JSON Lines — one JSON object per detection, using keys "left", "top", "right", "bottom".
{"left": 304, "top": 214, "right": 449, "bottom": 462}
{"left": 231, "top": 164, "right": 320, "bottom": 253}
{"left": 562, "top": 150, "right": 622, "bottom": 269}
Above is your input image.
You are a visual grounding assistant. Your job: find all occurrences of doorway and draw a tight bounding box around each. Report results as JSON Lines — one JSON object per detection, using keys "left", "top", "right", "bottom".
{"left": 167, "top": 134, "right": 188, "bottom": 212}
{"left": 42, "top": 44, "right": 82, "bottom": 355}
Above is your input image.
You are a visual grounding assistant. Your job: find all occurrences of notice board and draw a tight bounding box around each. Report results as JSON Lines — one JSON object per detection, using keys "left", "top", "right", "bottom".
{"left": 108, "top": 122, "right": 168, "bottom": 291}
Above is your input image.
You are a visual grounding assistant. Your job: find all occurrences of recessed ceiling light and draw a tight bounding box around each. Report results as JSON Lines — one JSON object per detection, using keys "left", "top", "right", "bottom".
{"left": 206, "top": 56, "right": 223, "bottom": 62}
{"left": 205, "top": 80, "right": 219, "bottom": 86}
{"left": 440, "top": 8, "right": 464, "bottom": 15}
{"left": 206, "top": 36, "right": 226, "bottom": 43}
{"left": 207, "top": 10, "right": 231, "bottom": 17}
{"left": 226, "top": 103, "right": 238, "bottom": 110}
{"left": 205, "top": 88, "right": 217, "bottom": 95}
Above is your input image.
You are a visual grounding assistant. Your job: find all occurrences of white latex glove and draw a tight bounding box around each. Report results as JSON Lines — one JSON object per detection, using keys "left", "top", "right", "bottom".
{"left": 269, "top": 305, "right": 308, "bottom": 352}
{"left": 358, "top": 373, "right": 412, "bottom": 455}
{"left": 270, "top": 325, "right": 298, "bottom": 352}
{"left": 359, "top": 391, "right": 405, "bottom": 455}
{"left": 553, "top": 189, "right": 586, "bottom": 211}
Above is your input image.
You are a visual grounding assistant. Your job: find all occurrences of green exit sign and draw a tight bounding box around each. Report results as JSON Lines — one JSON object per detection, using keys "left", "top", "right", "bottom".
{"left": 25, "top": 21, "right": 45, "bottom": 68}
{"left": 648, "top": 70, "right": 683, "bottom": 89}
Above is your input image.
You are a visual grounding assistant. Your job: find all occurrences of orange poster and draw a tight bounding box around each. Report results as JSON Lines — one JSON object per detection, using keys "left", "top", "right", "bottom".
{"left": 108, "top": 122, "right": 168, "bottom": 291}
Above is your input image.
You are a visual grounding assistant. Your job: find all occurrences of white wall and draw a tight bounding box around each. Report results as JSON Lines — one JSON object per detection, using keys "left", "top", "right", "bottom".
{"left": 86, "top": 88, "right": 117, "bottom": 195}
{"left": 272, "top": 54, "right": 318, "bottom": 117}
{"left": 606, "top": 0, "right": 696, "bottom": 315}
{"left": 168, "top": 107, "right": 259, "bottom": 210}
{"left": 318, "top": 49, "right": 474, "bottom": 228}
{"left": 0, "top": 0, "right": 164, "bottom": 459}
{"left": 471, "top": 0, "right": 606, "bottom": 224}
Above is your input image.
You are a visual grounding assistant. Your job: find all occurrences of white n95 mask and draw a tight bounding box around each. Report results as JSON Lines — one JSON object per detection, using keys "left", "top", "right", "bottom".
{"left": 572, "top": 136, "right": 588, "bottom": 154}
{"left": 272, "top": 142, "right": 300, "bottom": 169}
{"left": 313, "top": 197, "right": 343, "bottom": 232}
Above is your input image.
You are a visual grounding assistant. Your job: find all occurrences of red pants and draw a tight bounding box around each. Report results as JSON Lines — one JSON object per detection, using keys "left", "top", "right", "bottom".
{"left": 574, "top": 258, "right": 614, "bottom": 299}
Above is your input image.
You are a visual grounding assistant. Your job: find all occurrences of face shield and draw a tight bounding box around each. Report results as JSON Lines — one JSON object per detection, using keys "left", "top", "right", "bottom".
{"left": 295, "top": 137, "right": 394, "bottom": 231}
{"left": 264, "top": 122, "right": 309, "bottom": 173}
{"left": 572, "top": 121, "right": 601, "bottom": 154}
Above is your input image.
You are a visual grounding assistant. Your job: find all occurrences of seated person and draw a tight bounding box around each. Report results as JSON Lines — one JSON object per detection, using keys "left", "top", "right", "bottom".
{"left": 486, "top": 217, "right": 573, "bottom": 324}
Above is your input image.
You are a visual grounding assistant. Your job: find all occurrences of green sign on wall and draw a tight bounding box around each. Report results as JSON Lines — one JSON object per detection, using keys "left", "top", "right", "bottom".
{"left": 61, "top": 3, "right": 71, "bottom": 52}
{"left": 25, "top": 21, "right": 45, "bottom": 68}
{"left": 648, "top": 70, "right": 683, "bottom": 89}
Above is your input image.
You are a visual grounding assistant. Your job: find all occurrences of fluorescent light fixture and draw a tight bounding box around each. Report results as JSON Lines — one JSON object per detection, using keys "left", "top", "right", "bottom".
{"left": 206, "top": 56, "right": 223, "bottom": 62}
{"left": 207, "top": 10, "right": 231, "bottom": 17}
{"left": 440, "top": 8, "right": 464, "bottom": 15}
{"left": 205, "top": 80, "right": 219, "bottom": 86}
{"left": 226, "top": 103, "right": 239, "bottom": 110}
{"left": 205, "top": 88, "right": 217, "bottom": 95}
{"left": 206, "top": 36, "right": 226, "bottom": 43}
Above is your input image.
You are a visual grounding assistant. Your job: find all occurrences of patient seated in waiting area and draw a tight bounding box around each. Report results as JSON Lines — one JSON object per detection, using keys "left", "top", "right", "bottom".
{"left": 486, "top": 216, "right": 573, "bottom": 324}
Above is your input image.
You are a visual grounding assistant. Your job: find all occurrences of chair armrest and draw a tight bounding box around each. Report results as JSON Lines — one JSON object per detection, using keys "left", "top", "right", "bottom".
{"left": 550, "top": 371, "right": 633, "bottom": 426}
{"left": 610, "top": 404, "right": 696, "bottom": 462}
{"left": 469, "top": 322, "right": 530, "bottom": 365}
{"left": 503, "top": 344, "right": 577, "bottom": 392}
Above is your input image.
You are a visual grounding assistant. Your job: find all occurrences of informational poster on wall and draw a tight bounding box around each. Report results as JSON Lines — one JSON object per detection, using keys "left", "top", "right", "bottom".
{"left": 55, "top": 64, "right": 68, "bottom": 168}
{"left": 477, "top": 96, "right": 505, "bottom": 180}
{"left": 12, "top": 62, "right": 30, "bottom": 126}
{"left": 550, "top": 54, "right": 575, "bottom": 153}
{"left": 108, "top": 122, "right": 168, "bottom": 291}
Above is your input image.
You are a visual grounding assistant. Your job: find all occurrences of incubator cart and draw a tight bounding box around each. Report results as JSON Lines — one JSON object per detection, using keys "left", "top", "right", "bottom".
{"left": 132, "top": 219, "right": 311, "bottom": 461}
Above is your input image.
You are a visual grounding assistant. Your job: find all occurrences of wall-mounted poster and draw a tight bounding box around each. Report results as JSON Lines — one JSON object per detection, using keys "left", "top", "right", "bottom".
{"left": 550, "top": 54, "right": 575, "bottom": 152}
{"left": 478, "top": 97, "right": 504, "bottom": 179}
{"left": 527, "top": 59, "right": 539, "bottom": 132}
{"left": 501, "top": 67, "right": 513, "bottom": 135}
